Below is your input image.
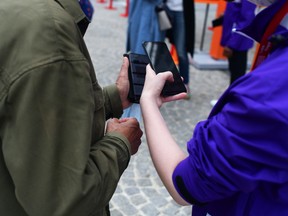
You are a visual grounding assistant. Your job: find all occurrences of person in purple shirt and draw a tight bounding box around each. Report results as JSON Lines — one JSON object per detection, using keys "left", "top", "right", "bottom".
{"left": 221, "top": 0, "right": 256, "bottom": 84}
{"left": 139, "top": 0, "right": 288, "bottom": 215}
{"left": 211, "top": 0, "right": 256, "bottom": 107}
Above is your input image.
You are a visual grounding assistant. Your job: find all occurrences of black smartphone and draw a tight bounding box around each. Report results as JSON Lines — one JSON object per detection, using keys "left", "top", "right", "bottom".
{"left": 124, "top": 53, "right": 150, "bottom": 103}
{"left": 142, "top": 41, "right": 187, "bottom": 96}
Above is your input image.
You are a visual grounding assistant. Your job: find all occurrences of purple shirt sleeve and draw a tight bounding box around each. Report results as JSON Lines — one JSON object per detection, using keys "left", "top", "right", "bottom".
{"left": 172, "top": 48, "right": 288, "bottom": 204}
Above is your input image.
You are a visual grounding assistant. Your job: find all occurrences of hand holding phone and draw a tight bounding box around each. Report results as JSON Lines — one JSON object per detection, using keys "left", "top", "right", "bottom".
{"left": 142, "top": 41, "right": 187, "bottom": 96}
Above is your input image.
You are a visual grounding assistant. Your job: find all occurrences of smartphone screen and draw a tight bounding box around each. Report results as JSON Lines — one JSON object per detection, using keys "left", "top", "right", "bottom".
{"left": 142, "top": 41, "right": 187, "bottom": 96}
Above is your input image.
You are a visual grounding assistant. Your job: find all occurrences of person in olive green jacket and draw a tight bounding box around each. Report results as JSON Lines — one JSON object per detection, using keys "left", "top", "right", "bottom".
{"left": 0, "top": 0, "right": 143, "bottom": 215}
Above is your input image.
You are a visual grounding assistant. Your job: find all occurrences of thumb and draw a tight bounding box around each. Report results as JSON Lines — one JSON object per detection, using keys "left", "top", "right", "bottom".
{"left": 145, "top": 64, "right": 157, "bottom": 80}
{"left": 120, "top": 57, "right": 129, "bottom": 76}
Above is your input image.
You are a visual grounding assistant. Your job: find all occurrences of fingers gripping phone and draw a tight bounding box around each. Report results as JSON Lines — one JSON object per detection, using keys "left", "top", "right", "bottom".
{"left": 142, "top": 41, "right": 187, "bottom": 96}
{"left": 124, "top": 53, "right": 150, "bottom": 103}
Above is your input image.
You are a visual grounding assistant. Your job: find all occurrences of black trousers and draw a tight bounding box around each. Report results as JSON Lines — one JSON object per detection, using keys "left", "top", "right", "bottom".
{"left": 228, "top": 50, "right": 248, "bottom": 85}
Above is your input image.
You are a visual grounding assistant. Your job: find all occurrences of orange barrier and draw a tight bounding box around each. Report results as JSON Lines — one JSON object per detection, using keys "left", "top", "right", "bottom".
{"left": 195, "top": 0, "right": 227, "bottom": 60}
{"left": 120, "top": 0, "right": 129, "bottom": 17}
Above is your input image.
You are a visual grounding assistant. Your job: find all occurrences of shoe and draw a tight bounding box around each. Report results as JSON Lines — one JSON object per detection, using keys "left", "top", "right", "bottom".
{"left": 210, "top": 99, "right": 218, "bottom": 107}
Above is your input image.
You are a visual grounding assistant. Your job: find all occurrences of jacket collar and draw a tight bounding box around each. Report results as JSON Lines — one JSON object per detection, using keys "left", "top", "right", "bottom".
{"left": 57, "top": 0, "right": 85, "bottom": 22}
{"left": 56, "top": 0, "right": 89, "bottom": 35}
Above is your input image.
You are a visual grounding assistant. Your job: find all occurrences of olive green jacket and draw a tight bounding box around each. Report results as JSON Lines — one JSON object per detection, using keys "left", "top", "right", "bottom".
{"left": 0, "top": 0, "right": 131, "bottom": 215}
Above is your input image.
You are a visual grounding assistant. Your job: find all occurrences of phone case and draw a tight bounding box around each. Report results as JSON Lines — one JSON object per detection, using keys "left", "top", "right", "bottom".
{"left": 124, "top": 53, "right": 150, "bottom": 103}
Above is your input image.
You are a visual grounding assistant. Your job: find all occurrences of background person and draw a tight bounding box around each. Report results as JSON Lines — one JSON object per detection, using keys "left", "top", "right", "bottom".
{"left": 165, "top": 0, "right": 195, "bottom": 99}
{"left": 211, "top": 0, "right": 256, "bottom": 107}
{"left": 221, "top": 0, "right": 256, "bottom": 85}
{"left": 122, "top": 0, "right": 166, "bottom": 121}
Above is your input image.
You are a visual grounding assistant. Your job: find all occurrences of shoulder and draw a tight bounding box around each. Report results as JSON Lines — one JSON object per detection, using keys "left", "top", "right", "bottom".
{"left": 0, "top": 1, "right": 87, "bottom": 94}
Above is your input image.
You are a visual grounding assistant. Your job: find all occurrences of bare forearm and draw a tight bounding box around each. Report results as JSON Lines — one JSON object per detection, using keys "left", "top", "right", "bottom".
{"left": 140, "top": 102, "right": 189, "bottom": 205}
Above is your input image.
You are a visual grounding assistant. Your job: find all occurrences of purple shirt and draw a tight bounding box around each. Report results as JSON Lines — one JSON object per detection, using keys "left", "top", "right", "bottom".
{"left": 173, "top": 1, "right": 288, "bottom": 215}
{"left": 220, "top": 0, "right": 256, "bottom": 51}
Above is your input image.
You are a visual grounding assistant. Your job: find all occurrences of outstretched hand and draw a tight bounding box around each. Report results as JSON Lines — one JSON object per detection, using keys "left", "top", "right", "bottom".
{"left": 139, "top": 65, "right": 189, "bottom": 206}
{"left": 140, "top": 64, "right": 187, "bottom": 108}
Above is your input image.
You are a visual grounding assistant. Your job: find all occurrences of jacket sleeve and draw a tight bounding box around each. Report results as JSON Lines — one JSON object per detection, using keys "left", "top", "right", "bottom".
{"left": 103, "top": 85, "right": 123, "bottom": 119}
{"left": 2, "top": 60, "right": 130, "bottom": 216}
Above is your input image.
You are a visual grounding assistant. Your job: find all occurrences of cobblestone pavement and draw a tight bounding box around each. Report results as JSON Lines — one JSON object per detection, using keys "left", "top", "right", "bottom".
{"left": 84, "top": 1, "right": 231, "bottom": 215}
